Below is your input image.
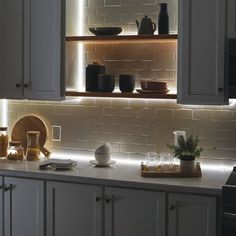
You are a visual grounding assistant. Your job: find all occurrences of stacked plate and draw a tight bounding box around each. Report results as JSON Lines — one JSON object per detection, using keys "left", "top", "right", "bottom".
{"left": 137, "top": 80, "right": 169, "bottom": 94}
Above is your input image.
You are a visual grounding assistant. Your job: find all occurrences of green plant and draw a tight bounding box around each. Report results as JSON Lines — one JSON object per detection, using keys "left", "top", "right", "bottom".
{"left": 168, "top": 135, "right": 203, "bottom": 160}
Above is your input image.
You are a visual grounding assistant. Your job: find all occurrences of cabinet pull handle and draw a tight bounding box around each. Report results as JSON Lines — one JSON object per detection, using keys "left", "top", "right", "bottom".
{"left": 168, "top": 204, "right": 175, "bottom": 210}
{"left": 4, "top": 184, "right": 13, "bottom": 192}
{"left": 105, "top": 197, "right": 113, "bottom": 203}
{"left": 16, "top": 83, "right": 21, "bottom": 88}
{"left": 0, "top": 185, "right": 3, "bottom": 189}
{"left": 95, "top": 197, "right": 101, "bottom": 202}
{"left": 24, "top": 83, "right": 29, "bottom": 88}
{"left": 218, "top": 87, "right": 224, "bottom": 92}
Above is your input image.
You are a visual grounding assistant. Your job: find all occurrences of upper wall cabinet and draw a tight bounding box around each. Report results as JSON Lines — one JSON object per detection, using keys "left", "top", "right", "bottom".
{"left": 0, "top": 0, "right": 65, "bottom": 100}
{"left": 177, "top": 0, "right": 227, "bottom": 105}
{"left": 228, "top": 0, "right": 236, "bottom": 38}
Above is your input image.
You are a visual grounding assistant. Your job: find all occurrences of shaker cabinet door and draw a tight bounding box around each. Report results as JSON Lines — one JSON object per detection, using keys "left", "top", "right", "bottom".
{"left": 4, "top": 177, "right": 44, "bottom": 236}
{"left": 178, "top": 0, "right": 227, "bottom": 105}
{"left": 24, "top": 0, "right": 65, "bottom": 100}
{"left": 105, "top": 187, "right": 166, "bottom": 236}
{"left": 46, "top": 181, "right": 102, "bottom": 236}
{"left": 228, "top": 0, "right": 236, "bottom": 38}
{"left": 168, "top": 193, "right": 217, "bottom": 236}
{"left": 0, "top": 0, "right": 24, "bottom": 99}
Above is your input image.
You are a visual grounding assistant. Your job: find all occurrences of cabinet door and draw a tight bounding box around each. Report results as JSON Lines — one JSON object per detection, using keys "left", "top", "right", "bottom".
{"left": 228, "top": 0, "right": 236, "bottom": 38}
{"left": 105, "top": 187, "right": 166, "bottom": 236}
{"left": 47, "top": 181, "right": 102, "bottom": 236}
{"left": 24, "top": 0, "right": 65, "bottom": 100}
{"left": 178, "top": 0, "right": 227, "bottom": 105}
{"left": 0, "top": 0, "right": 23, "bottom": 99}
{"left": 168, "top": 193, "right": 216, "bottom": 236}
{"left": 4, "top": 177, "right": 44, "bottom": 236}
{"left": 0, "top": 177, "right": 3, "bottom": 236}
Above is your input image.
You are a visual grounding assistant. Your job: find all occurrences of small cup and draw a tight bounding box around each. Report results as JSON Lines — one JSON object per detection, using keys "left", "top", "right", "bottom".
{"left": 119, "top": 74, "right": 135, "bottom": 92}
{"left": 98, "top": 74, "right": 115, "bottom": 92}
{"left": 146, "top": 152, "right": 157, "bottom": 168}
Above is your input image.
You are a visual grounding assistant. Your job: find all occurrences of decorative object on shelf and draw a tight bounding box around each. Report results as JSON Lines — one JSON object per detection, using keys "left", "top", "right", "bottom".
{"left": 137, "top": 80, "right": 169, "bottom": 94}
{"left": 136, "top": 89, "right": 169, "bottom": 94}
{"left": 140, "top": 80, "right": 168, "bottom": 90}
{"left": 158, "top": 3, "right": 169, "bottom": 34}
{"left": 0, "top": 127, "right": 8, "bottom": 158}
{"left": 98, "top": 74, "right": 115, "bottom": 92}
{"left": 136, "top": 15, "right": 156, "bottom": 35}
{"left": 89, "top": 27, "right": 123, "bottom": 36}
{"left": 7, "top": 141, "right": 24, "bottom": 161}
{"left": 94, "top": 143, "right": 112, "bottom": 165}
{"left": 86, "top": 62, "right": 106, "bottom": 92}
{"left": 141, "top": 162, "right": 202, "bottom": 178}
{"left": 167, "top": 135, "right": 203, "bottom": 175}
{"left": 119, "top": 74, "right": 135, "bottom": 92}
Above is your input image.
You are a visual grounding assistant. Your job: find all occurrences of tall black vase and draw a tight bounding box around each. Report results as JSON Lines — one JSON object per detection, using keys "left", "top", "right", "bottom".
{"left": 158, "top": 3, "right": 169, "bottom": 34}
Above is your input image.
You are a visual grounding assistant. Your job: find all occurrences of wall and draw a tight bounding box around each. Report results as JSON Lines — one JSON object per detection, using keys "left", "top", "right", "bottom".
{"left": 7, "top": 99, "right": 236, "bottom": 159}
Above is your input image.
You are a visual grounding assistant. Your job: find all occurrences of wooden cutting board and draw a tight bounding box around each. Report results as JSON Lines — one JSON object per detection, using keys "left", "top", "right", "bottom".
{"left": 11, "top": 115, "right": 50, "bottom": 157}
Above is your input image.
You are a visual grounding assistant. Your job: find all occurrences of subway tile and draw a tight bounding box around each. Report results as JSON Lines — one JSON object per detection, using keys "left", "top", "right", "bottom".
{"left": 104, "top": 124, "right": 121, "bottom": 134}
{"left": 136, "top": 144, "right": 156, "bottom": 154}
{"left": 120, "top": 144, "right": 138, "bottom": 153}
{"left": 120, "top": 107, "right": 138, "bottom": 116}
{"left": 121, "top": 125, "right": 137, "bottom": 135}
{"left": 137, "top": 126, "right": 155, "bottom": 136}
{"left": 212, "top": 110, "right": 233, "bottom": 121}
{"left": 193, "top": 110, "right": 212, "bottom": 121}
{"left": 104, "top": 107, "right": 120, "bottom": 116}
{"left": 174, "top": 109, "right": 193, "bottom": 119}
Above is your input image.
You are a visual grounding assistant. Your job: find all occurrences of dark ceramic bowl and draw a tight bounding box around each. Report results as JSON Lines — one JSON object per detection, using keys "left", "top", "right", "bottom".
{"left": 89, "top": 27, "right": 122, "bottom": 36}
{"left": 140, "top": 80, "right": 167, "bottom": 90}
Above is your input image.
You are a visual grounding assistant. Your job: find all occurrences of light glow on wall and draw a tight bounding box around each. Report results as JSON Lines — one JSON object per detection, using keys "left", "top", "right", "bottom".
{"left": 1, "top": 99, "right": 8, "bottom": 127}
{"left": 75, "top": 0, "right": 85, "bottom": 91}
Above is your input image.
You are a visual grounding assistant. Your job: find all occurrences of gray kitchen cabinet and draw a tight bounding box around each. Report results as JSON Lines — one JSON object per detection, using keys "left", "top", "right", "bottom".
{"left": 178, "top": 0, "right": 227, "bottom": 105}
{"left": 0, "top": 0, "right": 65, "bottom": 100}
{"left": 4, "top": 177, "right": 44, "bottom": 236}
{"left": 168, "top": 193, "right": 216, "bottom": 236}
{"left": 105, "top": 187, "right": 166, "bottom": 236}
{"left": 228, "top": 0, "right": 236, "bottom": 38}
{"left": 46, "top": 181, "right": 102, "bottom": 236}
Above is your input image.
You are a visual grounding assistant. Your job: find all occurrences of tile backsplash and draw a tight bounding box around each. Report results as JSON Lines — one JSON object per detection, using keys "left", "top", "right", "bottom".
{"left": 7, "top": 99, "right": 236, "bottom": 160}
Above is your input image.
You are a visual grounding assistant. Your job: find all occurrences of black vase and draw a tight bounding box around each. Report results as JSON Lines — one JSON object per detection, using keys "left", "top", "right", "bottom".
{"left": 158, "top": 3, "right": 169, "bottom": 34}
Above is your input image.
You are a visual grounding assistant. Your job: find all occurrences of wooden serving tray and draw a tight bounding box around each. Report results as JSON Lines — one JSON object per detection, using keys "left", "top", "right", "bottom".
{"left": 141, "top": 162, "right": 202, "bottom": 178}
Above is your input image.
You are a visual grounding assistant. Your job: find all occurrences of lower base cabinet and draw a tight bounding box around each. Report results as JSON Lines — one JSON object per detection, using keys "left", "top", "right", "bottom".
{"left": 3, "top": 177, "right": 44, "bottom": 236}
{"left": 46, "top": 182, "right": 166, "bottom": 236}
{"left": 168, "top": 193, "right": 216, "bottom": 236}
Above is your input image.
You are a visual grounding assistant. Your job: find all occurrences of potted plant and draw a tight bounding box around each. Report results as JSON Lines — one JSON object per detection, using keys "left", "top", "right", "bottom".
{"left": 168, "top": 135, "right": 203, "bottom": 174}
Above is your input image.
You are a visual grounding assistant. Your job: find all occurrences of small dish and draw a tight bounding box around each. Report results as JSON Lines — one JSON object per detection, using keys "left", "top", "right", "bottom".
{"left": 89, "top": 159, "right": 116, "bottom": 167}
{"left": 136, "top": 89, "right": 169, "bottom": 94}
{"left": 89, "top": 27, "right": 122, "bottom": 36}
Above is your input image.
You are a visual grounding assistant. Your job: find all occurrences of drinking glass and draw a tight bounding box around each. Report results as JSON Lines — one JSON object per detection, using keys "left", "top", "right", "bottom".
{"left": 146, "top": 152, "right": 157, "bottom": 169}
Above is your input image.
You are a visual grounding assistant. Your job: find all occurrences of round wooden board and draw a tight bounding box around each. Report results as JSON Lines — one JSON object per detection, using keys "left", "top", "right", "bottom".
{"left": 11, "top": 115, "right": 47, "bottom": 154}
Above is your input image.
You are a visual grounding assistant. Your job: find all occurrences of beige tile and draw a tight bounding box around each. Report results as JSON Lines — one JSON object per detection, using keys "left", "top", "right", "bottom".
{"left": 212, "top": 110, "right": 233, "bottom": 121}
{"left": 136, "top": 144, "right": 156, "bottom": 154}
{"left": 174, "top": 109, "right": 193, "bottom": 119}
{"left": 121, "top": 125, "right": 137, "bottom": 135}
{"left": 127, "top": 135, "right": 146, "bottom": 145}
{"left": 120, "top": 144, "right": 138, "bottom": 153}
{"left": 120, "top": 107, "right": 138, "bottom": 116}
{"left": 137, "top": 127, "right": 155, "bottom": 136}
{"left": 104, "top": 124, "right": 121, "bottom": 134}
{"left": 147, "top": 118, "right": 165, "bottom": 128}
{"left": 104, "top": 107, "right": 120, "bottom": 116}
{"left": 193, "top": 110, "right": 212, "bottom": 121}
{"left": 137, "top": 108, "right": 155, "bottom": 118}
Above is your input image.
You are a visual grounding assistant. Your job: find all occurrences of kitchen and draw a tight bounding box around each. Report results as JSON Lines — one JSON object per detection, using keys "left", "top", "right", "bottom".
{"left": 0, "top": 0, "right": 236, "bottom": 236}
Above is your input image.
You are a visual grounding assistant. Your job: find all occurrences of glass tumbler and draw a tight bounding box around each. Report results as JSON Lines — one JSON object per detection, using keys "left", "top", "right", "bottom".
{"left": 146, "top": 152, "right": 158, "bottom": 170}
{"left": 160, "top": 152, "right": 173, "bottom": 171}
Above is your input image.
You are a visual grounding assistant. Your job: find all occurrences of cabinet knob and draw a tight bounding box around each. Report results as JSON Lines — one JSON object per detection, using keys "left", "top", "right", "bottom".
{"left": 4, "top": 184, "right": 13, "bottom": 192}
{"left": 16, "top": 83, "right": 21, "bottom": 88}
{"left": 24, "top": 84, "right": 29, "bottom": 88}
{"left": 105, "top": 197, "right": 113, "bottom": 203}
{"left": 218, "top": 87, "right": 224, "bottom": 92}
{"left": 95, "top": 197, "right": 101, "bottom": 202}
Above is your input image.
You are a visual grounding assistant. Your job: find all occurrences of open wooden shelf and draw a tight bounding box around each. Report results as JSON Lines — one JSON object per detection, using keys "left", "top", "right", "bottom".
{"left": 65, "top": 91, "right": 177, "bottom": 99}
{"left": 66, "top": 34, "right": 178, "bottom": 43}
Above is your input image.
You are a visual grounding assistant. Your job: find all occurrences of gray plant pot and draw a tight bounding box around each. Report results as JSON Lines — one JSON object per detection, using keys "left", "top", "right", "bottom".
{"left": 180, "top": 159, "right": 195, "bottom": 175}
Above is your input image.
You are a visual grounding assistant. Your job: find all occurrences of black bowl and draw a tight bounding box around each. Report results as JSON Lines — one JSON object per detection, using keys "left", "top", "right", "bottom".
{"left": 89, "top": 27, "right": 122, "bottom": 36}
